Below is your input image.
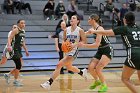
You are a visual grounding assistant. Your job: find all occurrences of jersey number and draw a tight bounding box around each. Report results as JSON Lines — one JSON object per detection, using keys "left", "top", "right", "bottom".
{"left": 132, "top": 31, "right": 140, "bottom": 40}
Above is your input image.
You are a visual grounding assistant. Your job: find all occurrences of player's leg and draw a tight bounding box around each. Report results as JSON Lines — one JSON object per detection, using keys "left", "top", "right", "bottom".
{"left": 96, "top": 55, "right": 111, "bottom": 92}
{"left": 0, "top": 56, "right": 7, "bottom": 65}
{"left": 12, "top": 58, "right": 23, "bottom": 86}
{"left": 88, "top": 58, "right": 101, "bottom": 89}
{"left": 40, "top": 55, "right": 73, "bottom": 89}
{"left": 122, "top": 65, "right": 137, "bottom": 93}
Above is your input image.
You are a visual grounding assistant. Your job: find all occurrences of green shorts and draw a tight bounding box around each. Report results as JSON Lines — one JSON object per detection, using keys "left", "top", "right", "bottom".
{"left": 94, "top": 45, "right": 113, "bottom": 60}
{"left": 125, "top": 47, "right": 140, "bottom": 70}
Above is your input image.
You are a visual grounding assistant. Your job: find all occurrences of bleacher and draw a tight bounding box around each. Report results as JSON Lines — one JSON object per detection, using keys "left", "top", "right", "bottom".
{"left": 0, "top": 0, "right": 139, "bottom": 72}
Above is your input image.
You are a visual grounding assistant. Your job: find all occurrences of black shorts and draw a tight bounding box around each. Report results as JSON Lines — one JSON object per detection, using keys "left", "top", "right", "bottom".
{"left": 124, "top": 47, "right": 140, "bottom": 70}
{"left": 11, "top": 48, "right": 22, "bottom": 60}
{"left": 94, "top": 45, "right": 113, "bottom": 60}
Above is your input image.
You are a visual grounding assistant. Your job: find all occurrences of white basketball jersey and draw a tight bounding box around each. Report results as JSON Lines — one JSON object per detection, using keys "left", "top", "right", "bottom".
{"left": 65, "top": 26, "right": 81, "bottom": 56}
{"left": 66, "top": 26, "right": 80, "bottom": 44}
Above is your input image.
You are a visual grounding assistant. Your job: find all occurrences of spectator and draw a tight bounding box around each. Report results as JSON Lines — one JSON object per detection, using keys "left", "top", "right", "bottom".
{"left": 13, "top": 0, "right": 32, "bottom": 14}
{"left": 55, "top": 0, "right": 66, "bottom": 19}
{"left": 119, "top": 3, "right": 128, "bottom": 25}
{"left": 135, "top": 0, "right": 140, "bottom": 11}
{"left": 128, "top": 0, "right": 136, "bottom": 11}
{"left": 3, "top": 0, "right": 14, "bottom": 14}
{"left": 113, "top": 8, "right": 121, "bottom": 26}
{"left": 105, "top": 0, "right": 114, "bottom": 12}
{"left": 56, "top": 14, "right": 70, "bottom": 30}
{"left": 105, "top": 0, "right": 115, "bottom": 20}
{"left": 67, "top": 0, "right": 78, "bottom": 19}
{"left": 43, "top": 0, "right": 55, "bottom": 20}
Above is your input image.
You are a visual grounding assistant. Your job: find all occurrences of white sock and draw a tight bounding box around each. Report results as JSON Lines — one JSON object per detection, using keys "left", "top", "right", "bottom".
{"left": 14, "top": 79, "right": 18, "bottom": 82}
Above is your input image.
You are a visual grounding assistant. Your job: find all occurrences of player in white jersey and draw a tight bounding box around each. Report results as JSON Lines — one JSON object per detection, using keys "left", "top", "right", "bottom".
{"left": 40, "top": 15, "right": 87, "bottom": 90}
{"left": 0, "top": 25, "right": 17, "bottom": 65}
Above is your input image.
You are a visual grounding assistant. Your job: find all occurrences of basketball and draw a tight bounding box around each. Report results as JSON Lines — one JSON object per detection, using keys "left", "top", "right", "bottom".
{"left": 61, "top": 41, "right": 73, "bottom": 53}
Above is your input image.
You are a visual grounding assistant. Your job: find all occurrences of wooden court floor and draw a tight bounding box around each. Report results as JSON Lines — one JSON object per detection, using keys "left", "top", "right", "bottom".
{"left": 0, "top": 69, "right": 140, "bottom": 93}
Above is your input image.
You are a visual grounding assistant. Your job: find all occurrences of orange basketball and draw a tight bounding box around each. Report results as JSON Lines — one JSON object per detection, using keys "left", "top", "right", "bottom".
{"left": 61, "top": 41, "right": 73, "bottom": 53}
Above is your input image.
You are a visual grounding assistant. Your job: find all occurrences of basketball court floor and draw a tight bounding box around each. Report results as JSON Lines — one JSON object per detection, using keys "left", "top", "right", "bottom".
{"left": 0, "top": 68, "right": 140, "bottom": 93}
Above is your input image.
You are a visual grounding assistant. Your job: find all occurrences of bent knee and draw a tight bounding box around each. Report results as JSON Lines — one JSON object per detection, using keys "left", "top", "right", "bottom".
{"left": 16, "top": 64, "right": 22, "bottom": 70}
{"left": 121, "top": 77, "right": 130, "bottom": 82}
{"left": 56, "top": 62, "right": 64, "bottom": 68}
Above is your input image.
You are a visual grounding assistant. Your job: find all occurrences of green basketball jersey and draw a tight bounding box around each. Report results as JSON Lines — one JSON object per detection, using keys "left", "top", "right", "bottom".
{"left": 113, "top": 25, "right": 140, "bottom": 48}
{"left": 12, "top": 29, "right": 25, "bottom": 50}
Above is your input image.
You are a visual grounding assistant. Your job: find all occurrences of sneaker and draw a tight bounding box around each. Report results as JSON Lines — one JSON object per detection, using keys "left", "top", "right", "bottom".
{"left": 81, "top": 68, "right": 88, "bottom": 80}
{"left": 98, "top": 83, "right": 108, "bottom": 92}
{"left": 40, "top": 81, "right": 51, "bottom": 90}
{"left": 13, "top": 81, "right": 23, "bottom": 86}
{"left": 4, "top": 73, "right": 10, "bottom": 84}
{"left": 89, "top": 80, "right": 101, "bottom": 89}
{"left": 68, "top": 71, "right": 74, "bottom": 74}
{"left": 60, "top": 71, "right": 64, "bottom": 74}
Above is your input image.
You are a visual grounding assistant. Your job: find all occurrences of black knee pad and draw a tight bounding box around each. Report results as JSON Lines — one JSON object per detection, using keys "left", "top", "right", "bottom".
{"left": 13, "top": 58, "right": 22, "bottom": 70}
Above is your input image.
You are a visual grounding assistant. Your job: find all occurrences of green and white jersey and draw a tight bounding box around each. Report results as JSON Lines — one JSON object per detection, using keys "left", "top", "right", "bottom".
{"left": 113, "top": 25, "right": 140, "bottom": 48}
{"left": 12, "top": 28, "right": 25, "bottom": 50}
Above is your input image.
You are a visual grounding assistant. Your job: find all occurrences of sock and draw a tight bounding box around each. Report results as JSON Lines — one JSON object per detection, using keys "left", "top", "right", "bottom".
{"left": 48, "top": 78, "right": 53, "bottom": 85}
{"left": 14, "top": 79, "right": 18, "bottom": 82}
{"left": 8, "top": 72, "right": 12, "bottom": 76}
{"left": 78, "top": 70, "right": 83, "bottom": 76}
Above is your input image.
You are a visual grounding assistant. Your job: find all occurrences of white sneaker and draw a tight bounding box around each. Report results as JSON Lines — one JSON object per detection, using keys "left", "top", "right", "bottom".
{"left": 4, "top": 73, "right": 10, "bottom": 84}
{"left": 13, "top": 81, "right": 23, "bottom": 86}
{"left": 81, "top": 68, "right": 88, "bottom": 80}
{"left": 40, "top": 81, "right": 51, "bottom": 90}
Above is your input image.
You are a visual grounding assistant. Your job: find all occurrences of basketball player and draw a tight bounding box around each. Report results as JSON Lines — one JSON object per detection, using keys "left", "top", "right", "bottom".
{"left": 78, "top": 14, "right": 113, "bottom": 92}
{"left": 40, "top": 15, "right": 87, "bottom": 90}
{"left": 87, "top": 12, "right": 140, "bottom": 93}
{"left": 0, "top": 25, "right": 17, "bottom": 65}
{"left": 3, "top": 19, "right": 29, "bottom": 86}
{"left": 49, "top": 21, "right": 73, "bottom": 74}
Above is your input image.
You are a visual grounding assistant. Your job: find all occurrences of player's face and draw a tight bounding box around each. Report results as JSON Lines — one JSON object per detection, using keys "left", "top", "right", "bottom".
{"left": 18, "top": 20, "right": 25, "bottom": 29}
{"left": 88, "top": 17, "right": 94, "bottom": 25}
{"left": 70, "top": 16, "right": 79, "bottom": 26}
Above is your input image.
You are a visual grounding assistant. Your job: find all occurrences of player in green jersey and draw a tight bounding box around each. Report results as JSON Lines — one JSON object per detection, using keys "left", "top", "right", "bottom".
{"left": 86, "top": 12, "right": 140, "bottom": 93}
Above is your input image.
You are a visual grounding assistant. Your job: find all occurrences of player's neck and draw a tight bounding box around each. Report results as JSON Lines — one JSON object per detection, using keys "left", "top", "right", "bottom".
{"left": 92, "top": 23, "right": 99, "bottom": 30}
{"left": 71, "top": 25, "right": 77, "bottom": 32}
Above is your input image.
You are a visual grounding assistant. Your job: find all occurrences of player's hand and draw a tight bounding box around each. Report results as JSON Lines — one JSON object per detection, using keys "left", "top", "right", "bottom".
{"left": 71, "top": 42, "right": 78, "bottom": 49}
{"left": 77, "top": 42, "right": 84, "bottom": 47}
{"left": 86, "top": 28, "right": 95, "bottom": 34}
{"left": 56, "top": 47, "right": 60, "bottom": 52}
{"left": 48, "top": 35, "right": 52, "bottom": 38}
{"left": 7, "top": 46, "right": 12, "bottom": 52}
{"left": 26, "top": 51, "right": 29, "bottom": 57}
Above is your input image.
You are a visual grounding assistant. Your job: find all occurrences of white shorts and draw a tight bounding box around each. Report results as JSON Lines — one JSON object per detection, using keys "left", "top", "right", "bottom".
{"left": 65, "top": 48, "right": 79, "bottom": 59}
{"left": 2, "top": 45, "right": 14, "bottom": 59}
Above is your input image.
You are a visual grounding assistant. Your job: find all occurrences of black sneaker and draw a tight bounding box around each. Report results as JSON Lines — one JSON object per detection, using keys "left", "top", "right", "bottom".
{"left": 68, "top": 71, "right": 74, "bottom": 74}
{"left": 60, "top": 71, "right": 64, "bottom": 74}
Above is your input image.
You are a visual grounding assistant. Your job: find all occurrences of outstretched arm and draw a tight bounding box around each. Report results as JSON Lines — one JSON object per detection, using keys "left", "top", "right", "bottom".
{"left": 87, "top": 28, "right": 115, "bottom": 36}
{"left": 78, "top": 27, "right": 104, "bottom": 48}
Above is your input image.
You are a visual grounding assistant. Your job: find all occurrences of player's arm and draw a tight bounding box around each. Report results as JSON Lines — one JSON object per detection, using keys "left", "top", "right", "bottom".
{"left": 88, "top": 28, "right": 115, "bottom": 36}
{"left": 22, "top": 40, "right": 29, "bottom": 56}
{"left": 7, "top": 28, "right": 18, "bottom": 46}
{"left": 78, "top": 27, "right": 104, "bottom": 48}
{"left": 79, "top": 29, "right": 87, "bottom": 44}
{"left": 63, "top": 29, "right": 67, "bottom": 42}
{"left": 54, "top": 38, "right": 59, "bottom": 52}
